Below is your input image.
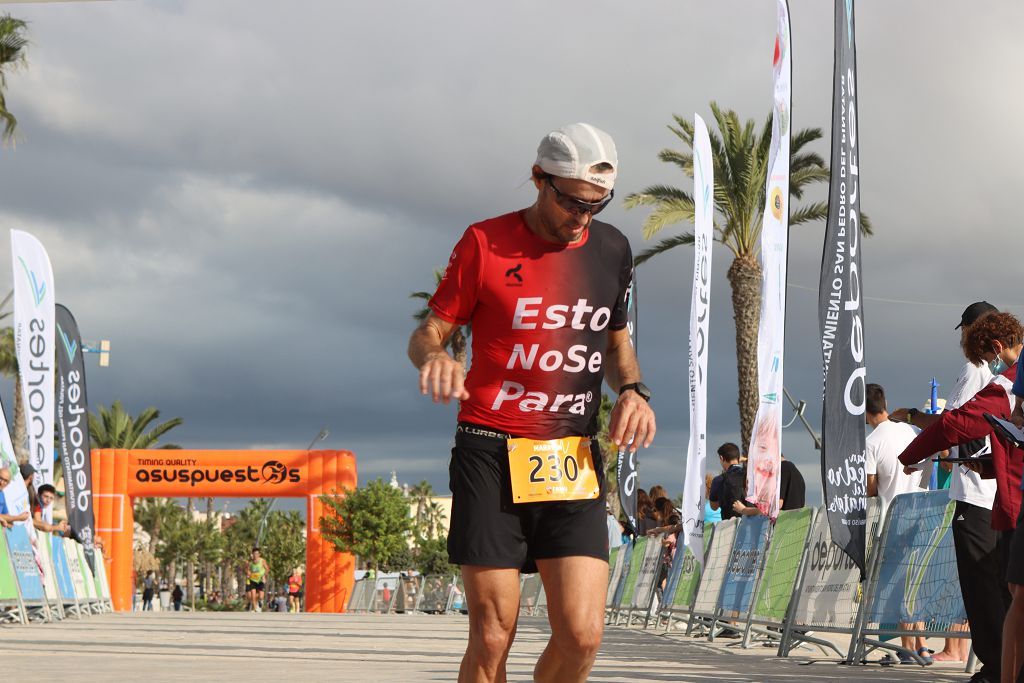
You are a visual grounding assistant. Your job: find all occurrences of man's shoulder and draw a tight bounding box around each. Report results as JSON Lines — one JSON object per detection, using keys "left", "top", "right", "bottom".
{"left": 468, "top": 211, "right": 522, "bottom": 237}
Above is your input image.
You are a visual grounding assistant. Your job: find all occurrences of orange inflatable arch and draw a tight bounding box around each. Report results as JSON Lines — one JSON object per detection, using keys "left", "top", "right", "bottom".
{"left": 91, "top": 449, "right": 357, "bottom": 612}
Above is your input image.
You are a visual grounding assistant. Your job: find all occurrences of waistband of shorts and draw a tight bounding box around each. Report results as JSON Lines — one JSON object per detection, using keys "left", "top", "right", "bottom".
{"left": 456, "top": 422, "right": 514, "bottom": 442}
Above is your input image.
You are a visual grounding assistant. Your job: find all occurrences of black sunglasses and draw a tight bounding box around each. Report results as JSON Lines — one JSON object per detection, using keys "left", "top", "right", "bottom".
{"left": 545, "top": 177, "right": 614, "bottom": 217}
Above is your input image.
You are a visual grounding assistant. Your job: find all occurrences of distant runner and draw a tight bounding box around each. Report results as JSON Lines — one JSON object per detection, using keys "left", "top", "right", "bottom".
{"left": 408, "top": 123, "right": 656, "bottom": 683}
{"left": 246, "top": 547, "right": 269, "bottom": 613}
{"left": 288, "top": 567, "right": 303, "bottom": 613}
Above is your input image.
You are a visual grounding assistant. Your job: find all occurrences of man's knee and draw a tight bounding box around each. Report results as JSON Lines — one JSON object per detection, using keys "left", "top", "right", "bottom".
{"left": 469, "top": 613, "right": 517, "bottom": 661}
{"left": 552, "top": 619, "right": 603, "bottom": 660}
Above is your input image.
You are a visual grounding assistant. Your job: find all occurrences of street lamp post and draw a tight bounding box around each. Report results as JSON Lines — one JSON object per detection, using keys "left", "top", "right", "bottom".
{"left": 255, "top": 428, "right": 328, "bottom": 547}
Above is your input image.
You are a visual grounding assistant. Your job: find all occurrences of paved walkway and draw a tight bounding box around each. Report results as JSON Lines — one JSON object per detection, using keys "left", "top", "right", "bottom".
{"left": 1, "top": 612, "right": 973, "bottom": 682}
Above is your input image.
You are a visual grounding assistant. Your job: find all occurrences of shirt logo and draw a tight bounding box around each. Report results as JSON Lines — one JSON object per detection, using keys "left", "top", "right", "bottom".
{"left": 505, "top": 263, "right": 524, "bottom": 286}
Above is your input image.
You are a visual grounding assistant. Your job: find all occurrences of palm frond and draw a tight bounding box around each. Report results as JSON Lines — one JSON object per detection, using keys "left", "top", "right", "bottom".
{"left": 634, "top": 233, "right": 696, "bottom": 266}
{"left": 638, "top": 198, "right": 696, "bottom": 240}
{"left": 789, "top": 201, "right": 829, "bottom": 226}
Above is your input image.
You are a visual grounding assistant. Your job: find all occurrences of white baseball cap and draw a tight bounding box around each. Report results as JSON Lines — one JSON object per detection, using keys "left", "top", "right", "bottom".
{"left": 535, "top": 123, "right": 618, "bottom": 190}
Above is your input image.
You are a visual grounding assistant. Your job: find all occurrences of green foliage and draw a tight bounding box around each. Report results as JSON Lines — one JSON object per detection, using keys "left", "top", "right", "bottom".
{"left": 89, "top": 400, "right": 184, "bottom": 449}
{"left": 0, "top": 15, "right": 28, "bottom": 141}
{"left": 415, "top": 536, "right": 455, "bottom": 576}
{"left": 222, "top": 499, "right": 269, "bottom": 576}
{"left": 381, "top": 544, "right": 415, "bottom": 573}
{"left": 319, "top": 478, "right": 414, "bottom": 571}
{"left": 154, "top": 507, "right": 223, "bottom": 571}
{"left": 410, "top": 268, "right": 470, "bottom": 366}
{"left": 260, "top": 510, "right": 306, "bottom": 583}
{"left": 134, "top": 497, "right": 184, "bottom": 553}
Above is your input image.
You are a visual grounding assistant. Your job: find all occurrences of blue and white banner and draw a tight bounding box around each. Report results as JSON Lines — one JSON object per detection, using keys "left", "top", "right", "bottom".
{"left": 12, "top": 229, "right": 55, "bottom": 522}
{"left": 717, "top": 514, "right": 770, "bottom": 615}
{"left": 0, "top": 396, "right": 30, "bottom": 527}
{"left": 867, "top": 491, "right": 965, "bottom": 626}
{"left": 747, "top": 0, "right": 792, "bottom": 520}
{"left": 681, "top": 113, "right": 714, "bottom": 568}
{"left": 6, "top": 524, "right": 44, "bottom": 601}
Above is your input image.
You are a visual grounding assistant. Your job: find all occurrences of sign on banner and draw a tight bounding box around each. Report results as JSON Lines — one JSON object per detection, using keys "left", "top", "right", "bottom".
{"left": 0, "top": 528, "right": 21, "bottom": 601}
{"left": 617, "top": 273, "right": 640, "bottom": 536}
{"left": 867, "top": 492, "right": 966, "bottom": 626}
{"left": 50, "top": 533, "right": 76, "bottom": 601}
{"left": 718, "top": 515, "right": 770, "bottom": 615}
{"left": 819, "top": 0, "right": 868, "bottom": 574}
{"left": 681, "top": 113, "right": 714, "bottom": 566}
{"left": 792, "top": 500, "right": 879, "bottom": 629}
{"left": 6, "top": 524, "right": 44, "bottom": 601}
{"left": 752, "top": 507, "right": 814, "bottom": 621}
{"left": 746, "top": 0, "right": 791, "bottom": 520}
{"left": 56, "top": 304, "right": 97, "bottom": 570}
{"left": 0, "top": 396, "right": 30, "bottom": 525}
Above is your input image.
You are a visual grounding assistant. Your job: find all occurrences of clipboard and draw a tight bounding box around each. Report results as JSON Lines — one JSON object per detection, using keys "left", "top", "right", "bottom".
{"left": 984, "top": 413, "right": 1024, "bottom": 449}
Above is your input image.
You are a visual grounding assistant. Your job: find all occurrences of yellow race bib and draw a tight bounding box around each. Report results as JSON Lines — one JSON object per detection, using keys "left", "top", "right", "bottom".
{"left": 507, "top": 436, "right": 600, "bottom": 503}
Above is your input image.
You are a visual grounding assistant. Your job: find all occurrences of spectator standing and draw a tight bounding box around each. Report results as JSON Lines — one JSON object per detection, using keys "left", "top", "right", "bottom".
{"left": 142, "top": 571, "right": 156, "bottom": 611}
{"left": 714, "top": 443, "right": 749, "bottom": 521}
{"left": 605, "top": 506, "right": 624, "bottom": 549}
{"left": 865, "top": 384, "right": 925, "bottom": 518}
{"left": 171, "top": 583, "right": 183, "bottom": 612}
{"left": 778, "top": 456, "right": 806, "bottom": 511}
{"left": 891, "top": 302, "right": 999, "bottom": 673}
{"left": 0, "top": 467, "right": 30, "bottom": 528}
{"left": 704, "top": 474, "right": 722, "bottom": 523}
{"left": 288, "top": 568, "right": 304, "bottom": 613}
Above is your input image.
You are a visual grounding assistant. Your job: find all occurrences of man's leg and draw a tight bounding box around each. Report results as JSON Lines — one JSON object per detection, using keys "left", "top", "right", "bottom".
{"left": 950, "top": 501, "right": 1007, "bottom": 675}
{"left": 459, "top": 565, "right": 521, "bottom": 683}
{"left": 534, "top": 556, "right": 608, "bottom": 683}
{"left": 1003, "top": 583, "right": 1024, "bottom": 683}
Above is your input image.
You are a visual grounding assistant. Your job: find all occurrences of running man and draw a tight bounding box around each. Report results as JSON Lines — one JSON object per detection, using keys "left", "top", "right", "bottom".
{"left": 408, "top": 123, "right": 656, "bottom": 683}
{"left": 246, "top": 547, "right": 269, "bottom": 613}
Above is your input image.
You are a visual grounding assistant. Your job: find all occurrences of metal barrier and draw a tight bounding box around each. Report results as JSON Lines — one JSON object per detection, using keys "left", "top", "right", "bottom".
{"left": 392, "top": 575, "right": 421, "bottom": 613}
{"left": 520, "top": 573, "right": 544, "bottom": 616}
{"left": 742, "top": 507, "right": 816, "bottom": 648}
{"left": 604, "top": 545, "right": 626, "bottom": 616}
{"left": 657, "top": 523, "right": 712, "bottom": 631}
{"left": 617, "top": 533, "right": 666, "bottom": 627}
{"left": 609, "top": 537, "right": 648, "bottom": 625}
{"left": 686, "top": 517, "right": 738, "bottom": 636}
{"left": 710, "top": 515, "right": 771, "bottom": 640}
{"left": 850, "top": 491, "right": 967, "bottom": 665}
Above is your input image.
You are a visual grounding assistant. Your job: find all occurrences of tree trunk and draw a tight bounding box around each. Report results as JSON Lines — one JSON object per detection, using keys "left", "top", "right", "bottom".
{"left": 13, "top": 376, "right": 27, "bottom": 464}
{"left": 726, "top": 254, "right": 762, "bottom": 455}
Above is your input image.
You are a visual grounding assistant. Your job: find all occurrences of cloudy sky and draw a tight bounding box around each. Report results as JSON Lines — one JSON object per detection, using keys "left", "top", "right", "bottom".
{"left": 0, "top": 0, "right": 1021, "bottom": 513}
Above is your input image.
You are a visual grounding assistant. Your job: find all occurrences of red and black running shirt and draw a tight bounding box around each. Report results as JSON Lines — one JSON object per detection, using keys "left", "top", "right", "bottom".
{"left": 429, "top": 210, "right": 633, "bottom": 439}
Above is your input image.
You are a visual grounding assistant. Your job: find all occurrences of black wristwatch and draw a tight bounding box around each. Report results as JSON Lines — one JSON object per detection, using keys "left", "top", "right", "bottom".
{"left": 906, "top": 408, "right": 919, "bottom": 425}
{"left": 619, "top": 382, "right": 652, "bottom": 402}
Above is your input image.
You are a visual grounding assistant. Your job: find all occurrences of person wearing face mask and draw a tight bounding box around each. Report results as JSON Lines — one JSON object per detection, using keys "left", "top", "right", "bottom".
{"left": 897, "top": 312, "right": 1024, "bottom": 681}
{"left": 890, "top": 302, "right": 1003, "bottom": 675}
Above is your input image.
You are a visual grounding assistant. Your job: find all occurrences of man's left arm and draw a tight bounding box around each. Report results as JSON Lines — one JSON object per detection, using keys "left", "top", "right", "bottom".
{"left": 604, "top": 327, "right": 655, "bottom": 453}
{"left": 898, "top": 383, "right": 1006, "bottom": 467}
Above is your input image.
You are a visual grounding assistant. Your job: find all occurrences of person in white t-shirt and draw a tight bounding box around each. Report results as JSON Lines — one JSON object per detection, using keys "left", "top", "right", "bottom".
{"left": 865, "top": 382, "right": 931, "bottom": 665}
{"left": 890, "top": 301, "right": 1007, "bottom": 680}
{"left": 865, "top": 383, "right": 925, "bottom": 518}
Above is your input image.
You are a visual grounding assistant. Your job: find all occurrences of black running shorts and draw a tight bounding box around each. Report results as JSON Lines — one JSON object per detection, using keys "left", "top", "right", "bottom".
{"left": 447, "top": 423, "right": 609, "bottom": 572}
{"left": 246, "top": 580, "right": 265, "bottom": 592}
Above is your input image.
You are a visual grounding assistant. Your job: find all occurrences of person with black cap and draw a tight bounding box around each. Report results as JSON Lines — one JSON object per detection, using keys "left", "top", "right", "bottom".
{"left": 408, "top": 123, "right": 655, "bottom": 683}
{"left": 895, "top": 306, "right": 1020, "bottom": 683}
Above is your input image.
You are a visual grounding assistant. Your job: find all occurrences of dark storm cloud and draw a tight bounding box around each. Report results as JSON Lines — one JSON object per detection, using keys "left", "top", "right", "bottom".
{"left": 0, "top": 0, "right": 1020, "bottom": 503}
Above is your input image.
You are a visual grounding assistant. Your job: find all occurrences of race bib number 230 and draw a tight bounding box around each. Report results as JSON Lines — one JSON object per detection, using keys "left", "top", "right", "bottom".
{"left": 507, "top": 437, "right": 600, "bottom": 503}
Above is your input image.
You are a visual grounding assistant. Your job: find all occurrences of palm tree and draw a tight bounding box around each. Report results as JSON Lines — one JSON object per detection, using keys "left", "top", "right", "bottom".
{"left": 0, "top": 15, "right": 28, "bottom": 142}
{"left": 89, "top": 400, "right": 184, "bottom": 449}
{"left": 134, "top": 497, "right": 183, "bottom": 555}
{"left": 625, "top": 102, "right": 872, "bottom": 451}
{"left": 407, "top": 480, "right": 434, "bottom": 540}
{"left": 411, "top": 269, "right": 470, "bottom": 367}
{"left": 0, "top": 291, "right": 28, "bottom": 462}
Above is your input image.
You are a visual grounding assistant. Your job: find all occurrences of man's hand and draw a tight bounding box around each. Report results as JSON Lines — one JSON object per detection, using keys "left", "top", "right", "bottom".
{"left": 731, "top": 500, "right": 746, "bottom": 514}
{"left": 608, "top": 390, "right": 655, "bottom": 452}
{"left": 1012, "top": 403, "right": 1024, "bottom": 429}
{"left": 903, "top": 465, "right": 917, "bottom": 476}
{"left": 889, "top": 408, "right": 910, "bottom": 424}
{"left": 15, "top": 511, "right": 28, "bottom": 522}
{"left": 418, "top": 352, "right": 469, "bottom": 404}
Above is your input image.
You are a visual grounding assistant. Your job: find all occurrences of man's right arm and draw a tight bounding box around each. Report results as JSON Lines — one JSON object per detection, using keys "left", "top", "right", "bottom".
{"left": 408, "top": 312, "right": 469, "bottom": 404}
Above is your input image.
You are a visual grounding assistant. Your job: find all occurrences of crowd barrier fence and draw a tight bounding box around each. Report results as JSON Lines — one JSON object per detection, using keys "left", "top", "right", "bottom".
{"left": 0, "top": 525, "right": 111, "bottom": 626}
{"left": 597, "top": 492, "right": 971, "bottom": 673}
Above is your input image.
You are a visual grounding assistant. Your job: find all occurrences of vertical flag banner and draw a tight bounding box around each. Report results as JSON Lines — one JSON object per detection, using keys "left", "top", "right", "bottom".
{"left": 12, "top": 229, "right": 55, "bottom": 522}
{"left": 746, "top": 0, "right": 791, "bottom": 520}
{"left": 56, "top": 304, "right": 96, "bottom": 570}
{"left": 819, "top": 0, "right": 867, "bottom": 573}
{"left": 680, "top": 113, "right": 714, "bottom": 567}
{"left": 0, "top": 396, "right": 30, "bottom": 525}
{"left": 617, "top": 273, "right": 639, "bottom": 535}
